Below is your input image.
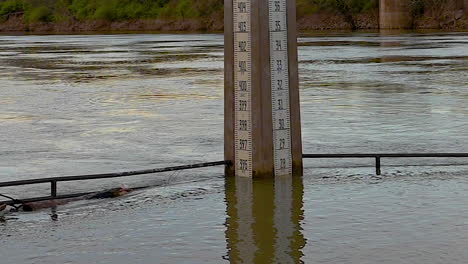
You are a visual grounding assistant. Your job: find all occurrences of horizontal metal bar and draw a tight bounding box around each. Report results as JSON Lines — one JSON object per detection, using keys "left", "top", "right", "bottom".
{"left": 303, "top": 153, "right": 468, "bottom": 158}
{"left": 0, "top": 186, "right": 150, "bottom": 206}
{"left": 0, "top": 160, "right": 229, "bottom": 188}
{"left": 1, "top": 192, "right": 94, "bottom": 206}
{"left": 303, "top": 153, "right": 468, "bottom": 176}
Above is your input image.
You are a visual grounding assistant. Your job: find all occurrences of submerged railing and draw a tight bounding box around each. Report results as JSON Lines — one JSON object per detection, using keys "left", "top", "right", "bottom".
{"left": 1, "top": 153, "right": 467, "bottom": 205}
{"left": 303, "top": 153, "right": 468, "bottom": 175}
{"left": 0, "top": 160, "right": 229, "bottom": 205}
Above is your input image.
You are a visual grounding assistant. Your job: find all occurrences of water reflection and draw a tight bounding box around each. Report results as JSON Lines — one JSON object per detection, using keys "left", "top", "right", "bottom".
{"left": 225, "top": 176, "right": 306, "bottom": 263}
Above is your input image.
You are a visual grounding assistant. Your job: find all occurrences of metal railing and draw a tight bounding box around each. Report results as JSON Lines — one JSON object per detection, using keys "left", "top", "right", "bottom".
{"left": 1, "top": 153, "right": 468, "bottom": 205}
{"left": 303, "top": 153, "right": 468, "bottom": 175}
{"left": 0, "top": 160, "right": 229, "bottom": 205}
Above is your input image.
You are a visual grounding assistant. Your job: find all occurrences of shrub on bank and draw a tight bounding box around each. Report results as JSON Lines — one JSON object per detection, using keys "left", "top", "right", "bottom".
{"left": 0, "top": 0, "right": 27, "bottom": 17}
{"left": 26, "top": 5, "right": 54, "bottom": 22}
{"left": 69, "top": 0, "right": 199, "bottom": 21}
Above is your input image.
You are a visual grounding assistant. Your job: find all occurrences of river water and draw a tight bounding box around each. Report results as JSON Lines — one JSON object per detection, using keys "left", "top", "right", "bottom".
{"left": 0, "top": 32, "right": 467, "bottom": 263}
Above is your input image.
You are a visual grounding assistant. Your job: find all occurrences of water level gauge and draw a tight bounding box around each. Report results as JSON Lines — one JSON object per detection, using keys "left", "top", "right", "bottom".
{"left": 225, "top": 0, "right": 303, "bottom": 178}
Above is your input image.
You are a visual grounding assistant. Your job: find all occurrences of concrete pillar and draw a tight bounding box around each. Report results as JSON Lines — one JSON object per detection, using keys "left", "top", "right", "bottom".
{"left": 225, "top": 0, "right": 303, "bottom": 178}
{"left": 379, "top": 0, "right": 412, "bottom": 29}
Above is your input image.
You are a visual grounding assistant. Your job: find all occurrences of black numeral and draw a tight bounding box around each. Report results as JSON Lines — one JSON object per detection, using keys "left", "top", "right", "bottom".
{"left": 279, "top": 138, "right": 285, "bottom": 149}
{"left": 280, "top": 158, "right": 286, "bottom": 169}
{"left": 240, "top": 159, "right": 248, "bottom": 171}
{"left": 274, "top": 1, "right": 281, "bottom": 11}
{"left": 239, "top": 100, "right": 247, "bottom": 111}
{"left": 278, "top": 119, "right": 285, "bottom": 129}
{"left": 277, "top": 79, "right": 283, "bottom": 90}
{"left": 278, "top": 99, "right": 283, "bottom": 110}
{"left": 238, "top": 41, "right": 247, "bottom": 52}
{"left": 275, "top": 21, "right": 281, "bottom": 31}
{"left": 275, "top": 40, "right": 282, "bottom": 50}
{"left": 239, "top": 60, "right": 247, "bottom": 73}
{"left": 239, "top": 120, "right": 248, "bottom": 130}
{"left": 276, "top": 60, "right": 283, "bottom": 72}
{"left": 238, "top": 21, "right": 247, "bottom": 32}
{"left": 239, "top": 139, "right": 248, "bottom": 150}
{"left": 238, "top": 2, "right": 247, "bottom": 12}
{"left": 239, "top": 80, "right": 247, "bottom": 91}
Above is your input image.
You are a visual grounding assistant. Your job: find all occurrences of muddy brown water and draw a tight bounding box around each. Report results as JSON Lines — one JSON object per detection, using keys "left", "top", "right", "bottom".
{"left": 0, "top": 32, "right": 467, "bottom": 263}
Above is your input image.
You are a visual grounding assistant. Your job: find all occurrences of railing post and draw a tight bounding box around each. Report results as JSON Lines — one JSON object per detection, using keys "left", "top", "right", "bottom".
{"left": 51, "top": 181, "right": 57, "bottom": 197}
{"left": 375, "top": 156, "right": 381, "bottom": 175}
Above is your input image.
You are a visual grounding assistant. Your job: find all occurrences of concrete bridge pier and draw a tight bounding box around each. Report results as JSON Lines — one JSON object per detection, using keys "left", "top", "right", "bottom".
{"left": 380, "top": 0, "right": 467, "bottom": 29}
{"left": 379, "top": 0, "right": 412, "bottom": 29}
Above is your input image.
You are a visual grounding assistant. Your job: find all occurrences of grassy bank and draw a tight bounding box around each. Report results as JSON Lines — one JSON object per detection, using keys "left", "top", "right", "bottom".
{"left": 0, "top": 0, "right": 465, "bottom": 32}
{"left": 0, "top": 0, "right": 224, "bottom": 22}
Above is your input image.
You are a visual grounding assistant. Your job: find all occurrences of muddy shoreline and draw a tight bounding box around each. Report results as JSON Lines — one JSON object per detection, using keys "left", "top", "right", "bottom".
{"left": 1, "top": 10, "right": 466, "bottom": 34}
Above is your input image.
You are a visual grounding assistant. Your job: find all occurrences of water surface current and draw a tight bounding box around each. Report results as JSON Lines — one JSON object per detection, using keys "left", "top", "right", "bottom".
{"left": 0, "top": 32, "right": 467, "bottom": 263}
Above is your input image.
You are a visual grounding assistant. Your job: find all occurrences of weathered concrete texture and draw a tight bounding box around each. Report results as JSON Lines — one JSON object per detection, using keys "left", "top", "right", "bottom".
{"left": 379, "top": 0, "right": 412, "bottom": 29}
{"left": 377, "top": 0, "right": 465, "bottom": 29}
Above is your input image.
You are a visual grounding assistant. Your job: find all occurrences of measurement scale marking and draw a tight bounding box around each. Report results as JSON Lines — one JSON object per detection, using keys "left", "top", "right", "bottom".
{"left": 234, "top": 0, "right": 252, "bottom": 177}
{"left": 269, "top": 0, "right": 292, "bottom": 176}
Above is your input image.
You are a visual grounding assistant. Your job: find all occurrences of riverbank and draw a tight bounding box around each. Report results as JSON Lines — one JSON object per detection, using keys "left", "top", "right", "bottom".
{"left": 1, "top": 10, "right": 466, "bottom": 33}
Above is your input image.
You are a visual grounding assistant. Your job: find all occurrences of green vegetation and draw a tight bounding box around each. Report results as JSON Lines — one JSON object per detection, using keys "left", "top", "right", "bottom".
{"left": 0, "top": 0, "right": 224, "bottom": 22}
{"left": 1, "top": 0, "right": 447, "bottom": 30}
{"left": 27, "top": 5, "right": 53, "bottom": 22}
{"left": 0, "top": 0, "right": 27, "bottom": 21}
{"left": 0, "top": 0, "right": 382, "bottom": 23}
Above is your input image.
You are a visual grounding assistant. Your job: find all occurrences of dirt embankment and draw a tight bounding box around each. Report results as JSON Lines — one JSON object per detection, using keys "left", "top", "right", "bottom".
{"left": 0, "top": 10, "right": 466, "bottom": 33}
{"left": 297, "top": 11, "right": 380, "bottom": 31}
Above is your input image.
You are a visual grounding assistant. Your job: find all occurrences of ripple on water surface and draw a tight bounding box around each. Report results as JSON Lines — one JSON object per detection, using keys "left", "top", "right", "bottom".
{"left": 0, "top": 32, "right": 467, "bottom": 263}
